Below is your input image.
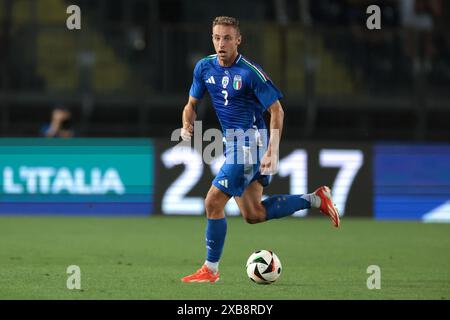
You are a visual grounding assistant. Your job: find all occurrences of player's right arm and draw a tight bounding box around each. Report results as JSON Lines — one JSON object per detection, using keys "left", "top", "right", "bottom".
{"left": 181, "top": 96, "right": 199, "bottom": 141}
{"left": 181, "top": 58, "right": 206, "bottom": 141}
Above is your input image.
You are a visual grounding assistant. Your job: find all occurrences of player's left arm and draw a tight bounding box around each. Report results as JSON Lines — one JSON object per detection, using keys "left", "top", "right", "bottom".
{"left": 260, "top": 100, "right": 284, "bottom": 175}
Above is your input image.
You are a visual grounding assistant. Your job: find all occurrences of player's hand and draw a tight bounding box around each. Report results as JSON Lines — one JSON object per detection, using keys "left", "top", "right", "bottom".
{"left": 260, "top": 151, "right": 278, "bottom": 175}
{"left": 181, "top": 124, "right": 194, "bottom": 141}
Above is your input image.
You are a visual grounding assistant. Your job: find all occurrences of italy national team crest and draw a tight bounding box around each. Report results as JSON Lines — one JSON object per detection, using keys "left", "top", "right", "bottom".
{"left": 222, "top": 76, "right": 229, "bottom": 88}
{"left": 233, "top": 75, "right": 242, "bottom": 90}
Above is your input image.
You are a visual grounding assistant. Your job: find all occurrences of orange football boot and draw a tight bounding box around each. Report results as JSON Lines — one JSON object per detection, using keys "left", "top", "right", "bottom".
{"left": 181, "top": 265, "right": 220, "bottom": 283}
{"left": 314, "top": 186, "right": 340, "bottom": 228}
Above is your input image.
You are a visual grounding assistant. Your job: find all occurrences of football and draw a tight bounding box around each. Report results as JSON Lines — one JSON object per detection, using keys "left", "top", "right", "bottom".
{"left": 246, "top": 250, "right": 282, "bottom": 284}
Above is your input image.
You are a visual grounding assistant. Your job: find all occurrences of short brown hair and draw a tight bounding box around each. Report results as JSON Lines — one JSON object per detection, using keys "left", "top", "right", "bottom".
{"left": 212, "top": 16, "right": 240, "bottom": 35}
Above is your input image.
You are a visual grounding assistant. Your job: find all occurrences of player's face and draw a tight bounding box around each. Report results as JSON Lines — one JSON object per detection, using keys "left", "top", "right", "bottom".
{"left": 212, "top": 25, "right": 241, "bottom": 66}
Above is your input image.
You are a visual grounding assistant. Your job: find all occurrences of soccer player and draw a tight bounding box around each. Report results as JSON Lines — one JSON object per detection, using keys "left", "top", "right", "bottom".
{"left": 180, "top": 16, "right": 340, "bottom": 283}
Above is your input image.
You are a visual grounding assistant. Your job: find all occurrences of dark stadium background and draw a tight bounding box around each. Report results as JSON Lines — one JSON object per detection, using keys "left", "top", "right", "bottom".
{"left": 2, "top": 0, "right": 449, "bottom": 141}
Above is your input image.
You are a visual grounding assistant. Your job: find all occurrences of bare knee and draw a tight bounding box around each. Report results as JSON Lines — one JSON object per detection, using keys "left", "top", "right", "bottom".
{"left": 205, "top": 196, "right": 225, "bottom": 219}
{"left": 204, "top": 186, "right": 230, "bottom": 218}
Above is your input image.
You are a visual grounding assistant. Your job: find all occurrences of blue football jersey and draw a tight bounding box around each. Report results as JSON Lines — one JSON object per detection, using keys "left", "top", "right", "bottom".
{"left": 189, "top": 54, "right": 283, "bottom": 135}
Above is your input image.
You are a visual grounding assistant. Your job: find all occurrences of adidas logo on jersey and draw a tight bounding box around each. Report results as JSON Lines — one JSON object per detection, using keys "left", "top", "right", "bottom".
{"left": 218, "top": 179, "right": 228, "bottom": 188}
{"left": 206, "top": 76, "right": 215, "bottom": 84}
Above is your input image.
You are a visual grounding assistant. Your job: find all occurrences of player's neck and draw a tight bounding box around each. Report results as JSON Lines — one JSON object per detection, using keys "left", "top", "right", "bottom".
{"left": 218, "top": 52, "right": 239, "bottom": 67}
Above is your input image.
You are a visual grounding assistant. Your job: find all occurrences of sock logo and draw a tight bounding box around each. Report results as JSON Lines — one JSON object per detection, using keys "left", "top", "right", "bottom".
{"left": 206, "top": 238, "right": 215, "bottom": 250}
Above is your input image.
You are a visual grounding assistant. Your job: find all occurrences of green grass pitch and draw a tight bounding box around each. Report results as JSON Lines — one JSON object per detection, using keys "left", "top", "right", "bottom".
{"left": 0, "top": 215, "right": 449, "bottom": 299}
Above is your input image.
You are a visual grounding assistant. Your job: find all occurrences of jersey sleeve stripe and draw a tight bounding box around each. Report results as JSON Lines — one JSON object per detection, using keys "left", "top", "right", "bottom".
{"left": 241, "top": 58, "right": 268, "bottom": 82}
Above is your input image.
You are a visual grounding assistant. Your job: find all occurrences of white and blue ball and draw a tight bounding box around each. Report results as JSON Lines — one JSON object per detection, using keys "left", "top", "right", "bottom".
{"left": 246, "top": 250, "right": 282, "bottom": 284}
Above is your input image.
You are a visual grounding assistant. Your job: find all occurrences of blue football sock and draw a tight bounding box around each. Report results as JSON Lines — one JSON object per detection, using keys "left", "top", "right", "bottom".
{"left": 205, "top": 217, "right": 227, "bottom": 263}
{"left": 262, "top": 195, "right": 311, "bottom": 220}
